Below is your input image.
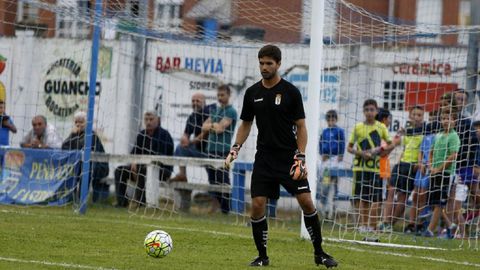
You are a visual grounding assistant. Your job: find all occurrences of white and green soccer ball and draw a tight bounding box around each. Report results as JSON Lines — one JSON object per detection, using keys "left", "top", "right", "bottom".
{"left": 144, "top": 230, "right": 173, "bottom": 258}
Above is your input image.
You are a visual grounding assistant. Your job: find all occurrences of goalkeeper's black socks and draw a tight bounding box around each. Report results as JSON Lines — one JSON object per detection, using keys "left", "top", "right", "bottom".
{"left": 251, "top": 216, "right": 268, "bottom": 259}
{"left": 304, "top": 210, "right": 324, "bottom": 255}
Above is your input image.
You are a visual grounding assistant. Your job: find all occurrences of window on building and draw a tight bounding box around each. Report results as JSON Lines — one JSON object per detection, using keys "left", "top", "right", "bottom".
{"left": 56, "top": 0, "right": 90, "bottom": 38}
{"left": 416, "top": 0, "right": 443, "bottom": 44}
{"left": 383, "top": 80, "right": 405, "bottom": 111}
{"left": 17, "top": 0, "right": 39, "bottom": 23}
{"left": 154, "top": 0, "right": 183, "bottom": 30}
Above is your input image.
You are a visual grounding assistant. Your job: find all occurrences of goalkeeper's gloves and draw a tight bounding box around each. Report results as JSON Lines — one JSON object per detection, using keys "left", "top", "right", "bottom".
{"left": 290, "top": 151, "right": 308, "bottom": 180}
{"left": 225, "top": 144, "right": 242, "bottom": 169}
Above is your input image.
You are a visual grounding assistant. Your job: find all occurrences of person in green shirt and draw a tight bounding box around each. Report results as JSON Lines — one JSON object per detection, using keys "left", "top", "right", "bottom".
{"left": 201, "top": 85, "right": 237, "bottom": 214}
{"left": 423, "top": 110, "right": 460, "bottom": 237}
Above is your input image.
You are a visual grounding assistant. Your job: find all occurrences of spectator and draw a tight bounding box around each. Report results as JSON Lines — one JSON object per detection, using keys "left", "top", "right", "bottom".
{"left": 20, "top": 115, "right": 62, "bottom": 149}
{"left": 114, "top": 111, "right": 174, "bottom": 208}
{"left": 0, "top": 100, "right": 17, "bottom": 146}
{"left": 170, "top": 92, "right": 216, "bottom": 212}
{"left": 318, "top": 110, "right": 345, "bottom": 218}
{"left": 423, "top": 109, "right": 460, "bottom": 237}
{"left": 384, "top": 106, "right": 425, "bottom": 229}
{"left": 347, "top": 99, "right": 396, "bottom": 231}
{"left": 439, "top": 91, "right": 478, "bottom": 237}
{"left": 201, "top": 85, "right": 237, "bottom": 214}
{"left": 406, "top": 121, "right": 440, "bottom": 234}
{"left": 469, "top": 121, "right": 480, "bottom": 216}
{"left": 61, "top": 111, "right": 109, "bottom": 203}
{"left": 374, "top": 108, "right": 399, "bottom": 231}
{"left": 454, "top": 88, "right": 472, "bottom": 119}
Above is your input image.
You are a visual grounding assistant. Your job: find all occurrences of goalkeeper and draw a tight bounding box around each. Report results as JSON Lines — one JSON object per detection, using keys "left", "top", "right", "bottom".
{"left": 225, "top": 45, "right": 337, "bottom": 268}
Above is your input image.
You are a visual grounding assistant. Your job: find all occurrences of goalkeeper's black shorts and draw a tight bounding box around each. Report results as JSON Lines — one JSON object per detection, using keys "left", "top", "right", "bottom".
{"left": 251, "top": 150, "right": 311, "bottom": 199}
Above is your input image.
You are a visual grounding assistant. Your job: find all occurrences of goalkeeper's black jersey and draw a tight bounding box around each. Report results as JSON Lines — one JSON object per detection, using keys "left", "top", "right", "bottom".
{"left": 240, "top": 78, "right": 305, "bottom": 152}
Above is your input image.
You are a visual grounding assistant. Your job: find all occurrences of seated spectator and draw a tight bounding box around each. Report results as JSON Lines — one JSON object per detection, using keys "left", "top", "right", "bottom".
{"left": 61, "top": 111, "right": 109, "bottom": 203}
{"left": 0, "top": 100, "right": 17, "bottom": 146}
{"left": 20, "top": 115, "right": 62, "bottom": 149}
{"left": 201, "top": 85, "right": 237, "bottom": 214}
{"left": 170, "top": 92, "right": 215, "bottom": 212}
{"left": 114, "top": 111, "right": 174, "bottom": 208}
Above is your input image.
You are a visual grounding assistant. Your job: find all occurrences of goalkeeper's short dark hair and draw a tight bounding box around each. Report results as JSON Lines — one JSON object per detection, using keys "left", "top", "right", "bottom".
{"left": 258, "top": 45, "right": 281, "bottom": 63}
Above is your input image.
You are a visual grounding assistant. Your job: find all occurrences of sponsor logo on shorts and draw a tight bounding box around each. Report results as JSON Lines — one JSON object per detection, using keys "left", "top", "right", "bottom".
{"left": 297, "top": 186, "right": 308, "bottom": 190}
{"left": 254, "top": 98, "right": 263, "bottom": 102}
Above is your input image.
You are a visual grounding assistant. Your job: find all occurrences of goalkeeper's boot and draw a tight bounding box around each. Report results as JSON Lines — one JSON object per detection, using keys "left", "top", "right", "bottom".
{"left": 315, "top": 252, "right": 338, "bottom": 268}
{"left": 249, "top": 256, "right": 269, "bottom": 267}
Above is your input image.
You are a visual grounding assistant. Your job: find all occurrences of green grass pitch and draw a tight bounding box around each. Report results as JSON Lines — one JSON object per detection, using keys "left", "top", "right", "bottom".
{"left": 0, "top": 205, "right": 479, "bottom": 270}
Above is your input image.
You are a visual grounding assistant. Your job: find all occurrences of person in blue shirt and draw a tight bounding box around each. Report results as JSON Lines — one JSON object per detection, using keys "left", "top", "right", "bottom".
{"left": 0, "top": 101, "right": 17, "bottom": 146}
{"left": 318, "top": 110, "right": 345, "bottom": 216}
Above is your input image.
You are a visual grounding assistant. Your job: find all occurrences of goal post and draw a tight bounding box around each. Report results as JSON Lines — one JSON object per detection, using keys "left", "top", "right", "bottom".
{"left": 301, "top": 0, "right": 325, "bottom": 239}
{"left": 79, "top": 0, "right": 103, "bottom": 215}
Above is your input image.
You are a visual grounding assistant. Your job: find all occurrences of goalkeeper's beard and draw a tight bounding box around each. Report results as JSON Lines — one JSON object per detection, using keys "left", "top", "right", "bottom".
{"left": 261, "top": 71, "right": 276, "bottom": 80}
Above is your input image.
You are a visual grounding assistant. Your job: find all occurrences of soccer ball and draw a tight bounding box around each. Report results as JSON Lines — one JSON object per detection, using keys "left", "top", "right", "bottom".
{"left": 144, "top": 230, "right": 173, "bottom": 258}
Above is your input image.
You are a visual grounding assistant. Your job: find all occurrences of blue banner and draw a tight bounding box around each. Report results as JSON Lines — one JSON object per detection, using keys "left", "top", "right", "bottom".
{"left": 0, "top": 148, "right": 82, "bottom": 205}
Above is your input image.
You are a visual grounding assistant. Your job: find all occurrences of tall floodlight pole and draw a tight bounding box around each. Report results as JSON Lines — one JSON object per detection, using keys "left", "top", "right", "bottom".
{"left": 79, "top": 0, "right": 103, "bottom": 214}
{"left": 301, "top": 0, "right": 325, "bottom": 239}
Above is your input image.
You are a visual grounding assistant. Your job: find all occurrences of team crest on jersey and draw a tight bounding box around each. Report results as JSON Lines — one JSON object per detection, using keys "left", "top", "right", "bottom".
{"left": 275, "top": 94, "right": 282, "bottom": 105}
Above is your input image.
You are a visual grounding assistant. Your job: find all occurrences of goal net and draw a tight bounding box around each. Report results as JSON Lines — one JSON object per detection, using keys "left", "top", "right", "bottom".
{"left": 0, "top": 0, "right": 479, "bottom": 250}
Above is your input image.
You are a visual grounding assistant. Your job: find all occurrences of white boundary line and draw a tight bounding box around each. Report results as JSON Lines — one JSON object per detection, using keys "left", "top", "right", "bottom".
{"left": 0, "top": 256, "right": 116, "bottom": 270}
{"left": 1, "top": 209, "right": 479, "bottom": 268}
{"left": 325, "top": 237, "right": 447, "bottom": 250}
{"left": 327, "top": 244, "right": 480, "bottom": 268}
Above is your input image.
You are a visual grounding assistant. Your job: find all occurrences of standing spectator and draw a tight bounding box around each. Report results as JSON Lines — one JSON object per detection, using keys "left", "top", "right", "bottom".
{"left": 61, "top": 111, "right": 109, "bottom": 203}
{"left": 374, "top": 108, "right": 399, "bottom": 231}
{"left": 201, "top": 85, "right": 237, "bottom": 214}
{"left": 454, "top": 89, "right": 472, "bottom": 119}
{"left": 0, "top": 101, "right": 16, "bottom": 146}
{"left": 470, "top": 121, "right": 480, "bottom": 222}
{"left": 423, "top": 109, "right": 460, "bottom": 237}
{"left": 170, "top": 92, "right": 215, "bottom": 212}
{"left": 347, "top": 99, "right": 396, "bottom": 232}
{"left": 406, "top": 121, "right": 440, "bottom": 234}
{"left": 384, "top": 106, "right": 425, "bottom": 229}
{"left": 318, "top": 110, "right": 345, "bottom": 218}
{"left": 439, "top": 91, "right": 477, "bottom": 237}
{"left": 20, "top": 115, "right": 62, "bottom": 149}
{"left": 114, "top": 111, "right": 174, "bottom": 208}
{"left": 447, "top": 91, "right": 478, "bottom": 232}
